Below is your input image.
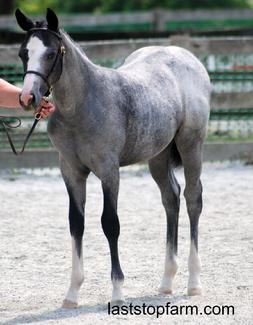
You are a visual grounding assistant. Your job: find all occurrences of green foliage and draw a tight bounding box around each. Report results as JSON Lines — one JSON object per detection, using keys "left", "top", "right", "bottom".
{"left": 55, "top": 0, "right": 102, "bottom": 13}
{"left": 16, "top": 0, "right": 57, "bottom": 14}
{"left": 9, "top": 0, "right": 253, "bottom": 14}
{"left": 59, "top": 0, "right": 251, "bottom": 13}
{"left": 168, "top": 0, "right": 250, "bottom": 9}
{"left": 97, "top": 0, "right": 250, "bottom": 12}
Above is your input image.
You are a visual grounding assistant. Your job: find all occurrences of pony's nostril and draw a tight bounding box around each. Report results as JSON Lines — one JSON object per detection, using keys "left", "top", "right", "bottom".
{"left": 28, "top": 93, "right": 35, "bottom": 106}
{"left": 20, "top": 92, "right": 34, "bottom": 107}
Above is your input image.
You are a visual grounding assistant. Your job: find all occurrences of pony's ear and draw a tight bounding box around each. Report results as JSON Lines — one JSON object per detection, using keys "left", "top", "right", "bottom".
{"left": 15, "top": 9, "right": 34, "bottom": 31}
{"left": 46, "top": 8, "right": 59, "bottom": 31}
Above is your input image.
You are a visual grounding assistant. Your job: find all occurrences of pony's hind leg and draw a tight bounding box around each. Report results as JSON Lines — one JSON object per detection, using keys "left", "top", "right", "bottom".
{"left": 60, "top": 158, "right": 90, "bottom": 308}
{"left": 176, "top": 132, "right": 204, "bottom": 296}
{"left": 148, "top": 145, "right": 180, "bottom": 295}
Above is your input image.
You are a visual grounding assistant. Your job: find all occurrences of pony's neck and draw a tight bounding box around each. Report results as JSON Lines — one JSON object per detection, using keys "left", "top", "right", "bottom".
{"left": 52, "top": 31, "right": 96, "bottom": 115}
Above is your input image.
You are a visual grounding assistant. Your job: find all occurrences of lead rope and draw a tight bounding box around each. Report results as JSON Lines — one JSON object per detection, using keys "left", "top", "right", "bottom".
{"left": 0, "top": 112, "right": 41, "bottom": 155}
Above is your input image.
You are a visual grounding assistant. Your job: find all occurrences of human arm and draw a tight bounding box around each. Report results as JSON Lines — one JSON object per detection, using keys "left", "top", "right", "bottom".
{"left": 0, "top": 78, "right": 55, "bottom": 117}
{"left": 0, "top": 78, "right": 21, "bottom": 108}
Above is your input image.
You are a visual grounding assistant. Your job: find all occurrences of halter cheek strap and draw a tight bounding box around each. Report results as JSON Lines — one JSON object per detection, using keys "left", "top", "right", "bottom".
{"left": 22, "top": 28, "right": 66, "bottom": 102}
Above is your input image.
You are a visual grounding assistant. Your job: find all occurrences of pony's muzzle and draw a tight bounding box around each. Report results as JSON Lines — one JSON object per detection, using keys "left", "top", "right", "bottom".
{"left": 20, "top": 91, "right": 33, "bottom": 107}
{"left": 20, "top": 90, "right": 41, "bottom": 111}
{"left": 19, "top": 92, "right": 37, "bottom": 111}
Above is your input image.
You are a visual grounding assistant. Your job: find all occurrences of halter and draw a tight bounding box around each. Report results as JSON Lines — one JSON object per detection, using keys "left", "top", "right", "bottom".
{"left": 3, "top": 28, "right": 66, "bottom": 155}
{"left": 19, "top": 27, "right": 66, "bottom": 109}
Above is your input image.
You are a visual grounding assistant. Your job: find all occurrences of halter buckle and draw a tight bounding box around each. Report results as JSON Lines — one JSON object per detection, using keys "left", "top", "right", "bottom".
{"left": 60, "top": 45, "right": 66, "bottom": 55}
{"left": 35, "top": 112, "right": 42, "bottom": 120}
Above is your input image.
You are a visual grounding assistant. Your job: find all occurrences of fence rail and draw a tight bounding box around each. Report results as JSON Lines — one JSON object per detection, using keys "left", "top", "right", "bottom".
{"left": 2, "top": 37, "right": 253, "bottom": 65}
{"left": 1, "top": 9, "right": 253, "bottom": 32}
{"left": 1, "top": 36, "right": 253, "bottom": 151}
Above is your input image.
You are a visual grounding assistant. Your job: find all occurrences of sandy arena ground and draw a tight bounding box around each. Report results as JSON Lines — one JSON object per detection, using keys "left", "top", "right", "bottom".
{"left": 0, "top": 162, "right": 252, "bottom": 324}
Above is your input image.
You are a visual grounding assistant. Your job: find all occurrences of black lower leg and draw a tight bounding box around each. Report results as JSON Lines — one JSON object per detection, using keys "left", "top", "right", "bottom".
{"left": 186, "top": 180, "right": 202, "bottom": 252}
{"left": 67, "top": 188, "right": 84, "bottom": 257}
{"left": 101, "top": 189, "right": 124, "bottom": 282}
{"left": 162, "top": 173, "right": 180, "bottom": 256}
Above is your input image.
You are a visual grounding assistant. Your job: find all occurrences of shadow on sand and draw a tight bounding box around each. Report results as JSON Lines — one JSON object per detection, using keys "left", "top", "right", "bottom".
{"left": 1, "top": 294, "right": 190, "bottom": 324}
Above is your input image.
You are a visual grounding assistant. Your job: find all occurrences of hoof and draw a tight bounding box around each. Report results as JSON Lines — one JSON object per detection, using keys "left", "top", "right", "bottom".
{"left": 111, "top": 299, "right": 126, "bottom": 307}
{"left": 188, "top": 287, "right": 202, "bottom": 296}
{"left": 158, "top": 287, "right": 173, "bottom": 295}
{"left": 62, "top": 299, "right": 78, "bottom": 309}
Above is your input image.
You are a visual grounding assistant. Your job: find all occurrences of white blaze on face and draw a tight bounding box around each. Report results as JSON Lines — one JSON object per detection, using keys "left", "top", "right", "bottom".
{"left": 20, "top": 36, "right": 47, "bottom": 105}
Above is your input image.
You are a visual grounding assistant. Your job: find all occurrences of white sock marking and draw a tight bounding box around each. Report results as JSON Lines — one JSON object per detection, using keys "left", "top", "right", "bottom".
{"left": 159, "top": 244, "right": 178, "bottom": 293}
{"left": 65, "top": 237, "right": 84, "bottom": 303}
{"left": 188, "top": 241, "right": 201, "bottom": 290}
{"left": 112, "top": 279, "right": 125, "bottom": 302}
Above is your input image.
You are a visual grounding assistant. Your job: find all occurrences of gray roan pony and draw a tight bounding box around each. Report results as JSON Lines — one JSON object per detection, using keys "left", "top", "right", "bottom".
{"left": 15, "top": 8, "right": 210, "bottom": 308}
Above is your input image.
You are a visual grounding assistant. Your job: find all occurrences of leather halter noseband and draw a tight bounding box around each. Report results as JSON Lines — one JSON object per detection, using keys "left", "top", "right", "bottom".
{"left": 21, "top": 28, "right": 66, "bottom": 102}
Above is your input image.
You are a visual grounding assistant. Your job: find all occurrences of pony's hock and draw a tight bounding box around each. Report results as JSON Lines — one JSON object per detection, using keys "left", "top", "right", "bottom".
{"left": 15, "top": 8, "right": 210, "bottom": 307}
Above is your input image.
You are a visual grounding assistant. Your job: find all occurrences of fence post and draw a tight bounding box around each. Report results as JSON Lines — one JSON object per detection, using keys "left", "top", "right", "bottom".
{"left": 153, "top": 9, "right": 167, "bottom": 32}
{"left": 170, "top": 34, "right": 193, "bottom": 50}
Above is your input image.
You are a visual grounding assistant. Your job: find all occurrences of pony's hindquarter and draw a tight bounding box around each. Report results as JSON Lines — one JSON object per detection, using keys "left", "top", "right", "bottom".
{"left": 145, "top": 46, "right": 210, "bottom": 296}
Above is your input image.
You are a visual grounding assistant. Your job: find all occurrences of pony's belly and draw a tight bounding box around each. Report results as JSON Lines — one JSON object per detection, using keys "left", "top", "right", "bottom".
{"left": 119, "top": 135, "right": 174, "bottom": 166}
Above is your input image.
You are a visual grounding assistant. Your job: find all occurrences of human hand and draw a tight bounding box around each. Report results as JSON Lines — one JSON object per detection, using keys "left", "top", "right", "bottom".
{"left": 35, "top": 97, "right": 55, "bottom": 119}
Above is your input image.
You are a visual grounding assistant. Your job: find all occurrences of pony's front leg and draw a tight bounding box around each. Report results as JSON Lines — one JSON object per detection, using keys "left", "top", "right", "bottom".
{"left": 60, "top": 159, "right": 90, "bottom": 308}
{"left": 99, "top": 164, "right": 125, "bottom": 305}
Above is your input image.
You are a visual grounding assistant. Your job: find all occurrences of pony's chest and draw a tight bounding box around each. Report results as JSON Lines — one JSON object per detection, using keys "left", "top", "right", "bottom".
{"left": 47, "top": 115, "right": 75, "bottom": 151}
{"left": 47, "top": 115, "right": 93, "bottom": 165}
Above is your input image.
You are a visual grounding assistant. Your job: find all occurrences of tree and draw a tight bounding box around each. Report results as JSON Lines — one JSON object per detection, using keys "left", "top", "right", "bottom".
{"left": 16, "top": 0, "right": 57, "bottom": 14}
{"left": 56, "top": 0, "right": 251, "bottom": 13}
{"left": 2, "top": 0, "right": 251, "bottom": 15}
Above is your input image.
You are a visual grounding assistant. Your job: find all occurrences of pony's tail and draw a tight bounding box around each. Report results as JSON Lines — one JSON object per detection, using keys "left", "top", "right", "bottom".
{"left": 169, "top": 140, "right": 182, "bottom": 168}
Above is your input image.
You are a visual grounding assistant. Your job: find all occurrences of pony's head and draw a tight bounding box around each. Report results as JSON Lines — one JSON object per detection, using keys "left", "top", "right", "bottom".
{"left": 15, "top": 8, "right": 65, "bottom": 110}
